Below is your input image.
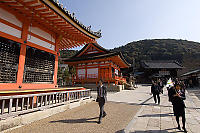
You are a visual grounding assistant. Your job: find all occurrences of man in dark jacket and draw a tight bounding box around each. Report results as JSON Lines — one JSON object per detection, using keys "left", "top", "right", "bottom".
{"left": 97, "top": 79, "right": 107, "bottom": 124}
{"left": 151, "top": 81, "right": 161, "bottom": 104}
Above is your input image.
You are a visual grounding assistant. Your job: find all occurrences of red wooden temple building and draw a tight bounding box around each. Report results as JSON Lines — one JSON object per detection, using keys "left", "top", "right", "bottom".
{"left": 0, "top": 0, "right": 101, "bottom": 95}
{"left": 64, "top": 43, "right": 130, "bottom": 91}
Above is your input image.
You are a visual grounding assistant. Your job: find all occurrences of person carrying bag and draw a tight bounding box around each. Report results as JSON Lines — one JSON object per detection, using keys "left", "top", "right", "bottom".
{"left": 96, "top": 79, "right": 107, "bottom": 124}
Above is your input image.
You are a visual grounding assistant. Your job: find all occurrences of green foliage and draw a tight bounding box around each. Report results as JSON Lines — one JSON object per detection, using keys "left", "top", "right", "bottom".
{"left": 59, "top": 50, "right": 78, "bottom": 58}
{"left": 112, "top": 39, "right": 200, "bottom": 71}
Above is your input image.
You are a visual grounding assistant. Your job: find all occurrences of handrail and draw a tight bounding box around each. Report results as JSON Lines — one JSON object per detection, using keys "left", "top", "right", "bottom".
{"left": 0, "top": 89, "right": 91, "bottom": 119}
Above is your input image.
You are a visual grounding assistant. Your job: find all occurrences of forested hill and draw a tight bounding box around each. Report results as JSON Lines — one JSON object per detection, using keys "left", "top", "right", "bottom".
{"left": 112, "top": 39, "right": 200, "bottom": 73}
{"left": 60, "top": 39, "right": 200, "bottom": 73}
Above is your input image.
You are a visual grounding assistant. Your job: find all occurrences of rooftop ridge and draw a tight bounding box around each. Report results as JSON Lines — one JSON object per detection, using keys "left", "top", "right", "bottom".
{"left": 50, "top": 0, "right": 101, "bottom": 38}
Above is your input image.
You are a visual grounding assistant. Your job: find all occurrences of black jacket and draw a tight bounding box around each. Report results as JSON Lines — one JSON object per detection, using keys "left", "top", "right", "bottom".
{"left": 168, "top": 87, "right": 186, "bottom": 107}
{"left": 151, "top": 84, "right": 160, "bottom": 94}
{"left": 97, "top": 85, "right": 107, "bottom": 100}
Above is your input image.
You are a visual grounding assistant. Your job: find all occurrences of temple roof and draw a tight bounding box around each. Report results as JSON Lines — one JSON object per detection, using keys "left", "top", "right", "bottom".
{"left": 141, "top": 60, "right": 183, "bottom": 69}
{"left": 1, "top": 0, "right": 101, "bottom": 50}
{"left": 64, "top": 43, "right": 130, "bottom": 68}
{"left": 73, "top": 43, "right": 109, "bottom": 57}
{"left": 49, "top": 0, "right": 101, "bottom": 38}
{"left": 181, "top": 68, "right": 200, "bottom": 77}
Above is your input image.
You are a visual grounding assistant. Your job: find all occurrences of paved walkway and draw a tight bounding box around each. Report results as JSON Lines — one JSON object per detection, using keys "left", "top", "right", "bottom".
{"left": 124, "top": 86, "right": 200, "bottom": 133}
{"left": 4, "top": 85, "right": 200, "bottom": 133}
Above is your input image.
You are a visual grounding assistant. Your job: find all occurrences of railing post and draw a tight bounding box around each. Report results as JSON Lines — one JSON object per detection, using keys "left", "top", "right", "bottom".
{"left": 8, "top": 99, "right": 13, "bottom": 114}
{"left": 36, "top": 96, "right": 38, "bottom": 108}
{"left": 1, "top": 100, "right": 5, "bottom": 114}
{"left": 22, "top": 98, "right": 24, "bottom": 111}
{"left": 45, "top": 95, "right": 47, "bottom": 106}
{"left": 27, "top": 97, "right": 29, "bottom": 110}
{"left": 67, "top": 92, "right": 69, "bottom": 101}
{"left": 52, "top": 94, "right": 55, "bottom": 104}
{"left": 64, "top": 93, "right": 66, "bottom": 102}
{"left": 55, "top": 94, "right": 57, "bottom": 104}
{"left": 57, "top": 94, "right": 60, "bottom": 103}
{"left": 31, "top": 96, "right": 34, "bottom": 109}
{"left": 49, "top": 95, "right": 51, "bottom": 105}
{"left": 16, "top": 98, "right": 18, "bottom": 112}
{"left": 41, "top": 96, "right": 43, "bottom": 107}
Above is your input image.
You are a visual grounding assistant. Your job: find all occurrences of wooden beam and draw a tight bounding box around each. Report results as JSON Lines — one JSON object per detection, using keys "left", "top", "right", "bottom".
{"left": 36, "top": 8, "right": 50, "bottom": 12}
{"left": 2, "top": 1, "right": 19, "bottom": 5}
{"left": 62, "top": 38, "right": 74, "bottom": 48}
{"left": 60, "top": 40, "right": 71, "bottom": 49}
{"left": 24, "top": 0, "right": 39, "bottom": 6}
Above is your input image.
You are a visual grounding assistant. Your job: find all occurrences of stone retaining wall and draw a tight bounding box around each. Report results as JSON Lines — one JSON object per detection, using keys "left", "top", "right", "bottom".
{"left": 0, "top": 98, "right": 93, "bottom": 132}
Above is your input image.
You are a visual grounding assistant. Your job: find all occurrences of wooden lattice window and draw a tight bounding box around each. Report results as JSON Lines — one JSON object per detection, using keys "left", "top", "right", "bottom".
{"left": 23, "top": 46, "right": 55, "bottom": 83}
{"left": 0, "top": 37, "right": 20, "bottom": 83}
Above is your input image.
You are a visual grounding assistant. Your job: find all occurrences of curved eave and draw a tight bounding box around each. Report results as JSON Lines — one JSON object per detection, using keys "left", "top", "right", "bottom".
{"left": 73, "top": 43, "right": 109, "bottom": 57}
{"left": 64, "top": 52, "right": 131, "bottom": 68}
{"left": 1, "top": 0, "right": 101, "bottom": 50}
{"left": 43, "top": 0, "right": 101, "bottom": 40}
{"left": 111, "top": 55, "right": 130, "bottom": 68}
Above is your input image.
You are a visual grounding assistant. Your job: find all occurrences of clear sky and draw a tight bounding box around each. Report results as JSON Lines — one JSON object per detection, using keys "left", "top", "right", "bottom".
{"left": 59, "top": 0, "right": 200, "bottom": 50}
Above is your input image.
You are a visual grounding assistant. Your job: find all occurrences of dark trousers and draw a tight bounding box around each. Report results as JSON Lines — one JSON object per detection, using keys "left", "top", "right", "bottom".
{"left": 175, "top": 113, "right": 186, "bottom": 128}
{"left": 153, "top": 93, "right": 160, "bottom": 104}
{"left": 98, "top": 97, "right": 106, "bottom": 121}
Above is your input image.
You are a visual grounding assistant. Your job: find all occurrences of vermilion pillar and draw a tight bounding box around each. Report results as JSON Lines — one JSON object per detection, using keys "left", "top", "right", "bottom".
{"left": 53, "top": 35, "right": 62, "bottom": 87}
{"left": 16, "top": 20, "right": 29, "bottom": 89}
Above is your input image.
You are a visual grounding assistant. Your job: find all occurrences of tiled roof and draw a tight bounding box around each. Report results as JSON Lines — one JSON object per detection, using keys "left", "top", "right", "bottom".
{"left": 64, "top": 43, "right": 130, "bottom": 67}
{"left": 65, "top": 51, "right": 121, "bottom": 62}
{"left": 50, "top": 0, "right": 101, "bottom": 38}
{"left": 181, "top": 69, "right": 200, "bottom": 76}
{"left": 72, "top": 43, "right": 109, "bottom": 57}
{"left": 141, "top": 60, "right": 183, "bottom": 69}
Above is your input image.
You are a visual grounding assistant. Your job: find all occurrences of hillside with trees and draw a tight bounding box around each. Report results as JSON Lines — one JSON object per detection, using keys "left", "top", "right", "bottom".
{"left": 60, "top": 39, "right": 200, "bottom": 74}
{"left": 112, "top": 39, "right": 200, "bottom": 74}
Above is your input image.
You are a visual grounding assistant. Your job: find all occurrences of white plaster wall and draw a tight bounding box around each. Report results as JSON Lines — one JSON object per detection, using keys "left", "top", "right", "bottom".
{"left": 87, "top": 68, "right": 98, "bottom": 78}
{"left": 78, "top": 69, "right": 85, "bottom": 78}
{"left": 30, "top": 27, "right": 55, "bottom": 43}
{"left": 0, "top": 8, "right": 22, "bottom": 28}
{"left": 87, "top": 68, "right": 98, "bottom": 75}
{"left": 28, "top": 35, "right": 55, "bottom": 51}
{"left": 0, "top": 22, "right": 21, "bottom": 38}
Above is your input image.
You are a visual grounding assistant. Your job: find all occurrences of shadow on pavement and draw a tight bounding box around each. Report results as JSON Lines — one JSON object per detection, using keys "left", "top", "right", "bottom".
{"left": 107, "top": 101, "right": 172, "bottom": 108}
{"left": 49, "top": 117, "right": 99, "bottom": 124}
{"left": 130, "top": 130, "right": 168, "bottom": 133}
{"left": 130, "top": 128, "right": 184, "bottom": 133}
{"left": 108, "top": 99, "right": 200, "bottom": 110}
{"left": 138, "top": 113, "right": 173, "bottom": 118}
{"left": 140, "top": 84, "right": 151, "bottom": 86}
{"left": 115, "top": 129, "right": 124, "bottom": 133}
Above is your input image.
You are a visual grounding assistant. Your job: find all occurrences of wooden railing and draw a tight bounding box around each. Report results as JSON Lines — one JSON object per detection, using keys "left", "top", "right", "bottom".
{"left": 0, "top": 89, "right": 91, "bottom": 119}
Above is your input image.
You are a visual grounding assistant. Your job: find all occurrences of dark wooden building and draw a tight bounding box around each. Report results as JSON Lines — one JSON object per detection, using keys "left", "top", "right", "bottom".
{"left": 138, "top": 60, "right": 183, "bottom": 83}
{"left": 180, "top": 69, "right": 200, "bottom": 87}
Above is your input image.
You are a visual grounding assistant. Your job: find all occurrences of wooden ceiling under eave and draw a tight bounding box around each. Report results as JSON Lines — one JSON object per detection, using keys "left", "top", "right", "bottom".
{"left": 0, "top": 0, "right": 101, "bottom": 50}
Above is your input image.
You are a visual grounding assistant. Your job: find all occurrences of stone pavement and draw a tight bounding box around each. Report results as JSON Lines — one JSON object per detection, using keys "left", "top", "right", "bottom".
{"left": 123, "top": 86, "right": 200, "bottom": 133}
{"left": 4, "top": 85, "right": 200, "bottom": 133}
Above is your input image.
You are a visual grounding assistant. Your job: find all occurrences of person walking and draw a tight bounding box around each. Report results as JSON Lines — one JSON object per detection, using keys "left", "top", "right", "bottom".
{"left": 168, "top": 82, "right": 187, "bottom": 132}
{"left": 151, "top": 81, "right": 161, "bottom": 104}
{"left": 96, "top": 79, "right": 107, "bottom": 124}
{"left": 158, "top": 79, "right": 164, "bottom": 94}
